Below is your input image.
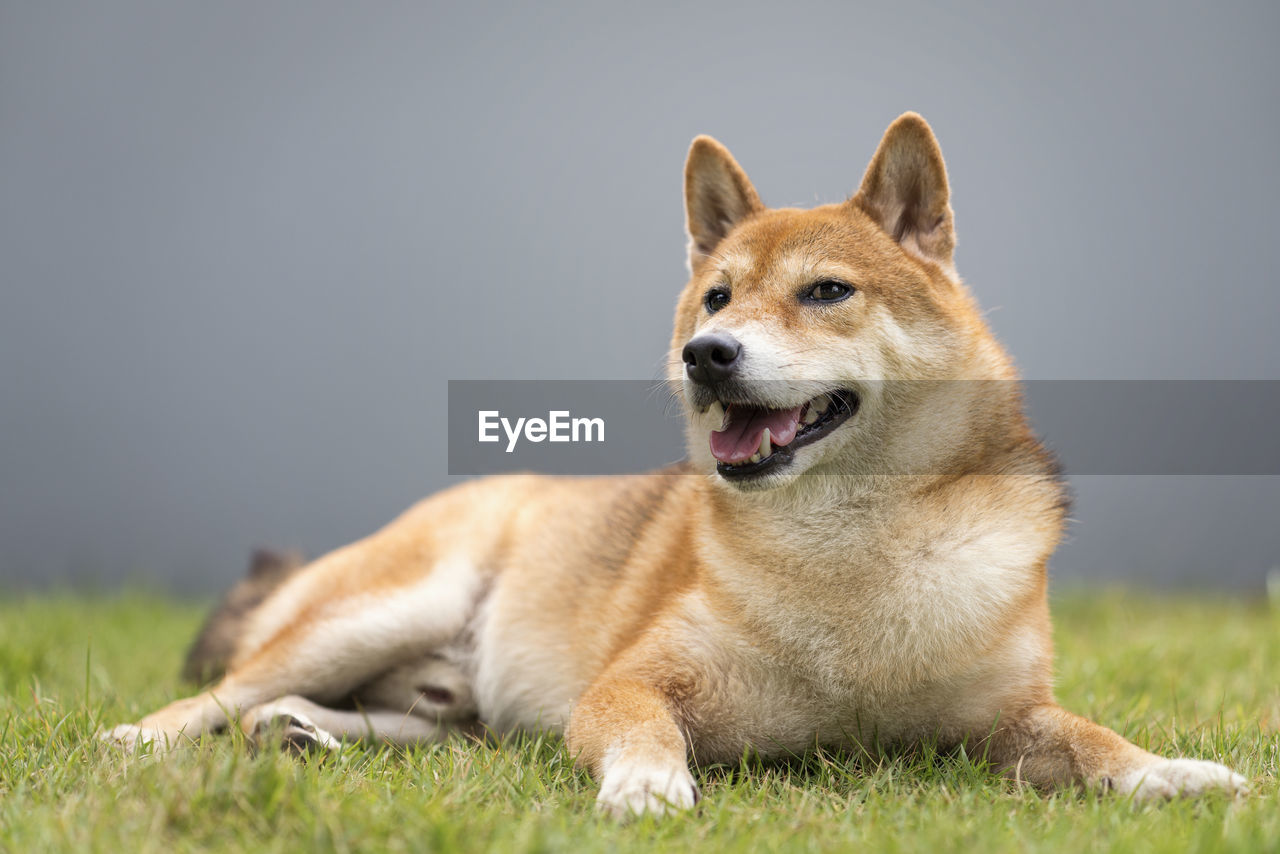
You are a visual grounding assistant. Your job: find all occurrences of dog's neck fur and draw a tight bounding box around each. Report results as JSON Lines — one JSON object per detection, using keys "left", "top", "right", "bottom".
{"left": 692, "top": 367, "right": 1055, "bottom": 584}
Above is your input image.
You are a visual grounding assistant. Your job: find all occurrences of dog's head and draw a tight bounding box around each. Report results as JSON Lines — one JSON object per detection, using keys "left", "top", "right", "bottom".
{"left": 671, "top": 113, "right": 1009, "bottom": 490}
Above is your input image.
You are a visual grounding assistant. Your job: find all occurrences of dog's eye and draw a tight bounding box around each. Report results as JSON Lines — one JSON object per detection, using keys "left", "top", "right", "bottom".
{"left": 805, "top": 280, "right": 854, "bottom": 303}
{"left": 704, "top": 287, "right": 731, "bottom": 314}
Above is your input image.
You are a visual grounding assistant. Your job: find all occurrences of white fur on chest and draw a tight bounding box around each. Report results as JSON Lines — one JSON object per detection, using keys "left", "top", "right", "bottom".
{"left": 703, "top": 502, "right": 1046, "bottom": 705}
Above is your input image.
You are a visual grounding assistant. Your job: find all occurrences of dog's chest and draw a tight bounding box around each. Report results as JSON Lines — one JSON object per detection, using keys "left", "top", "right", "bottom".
{"left": 690, "top": 529, "right": 1038, "bottom": 747}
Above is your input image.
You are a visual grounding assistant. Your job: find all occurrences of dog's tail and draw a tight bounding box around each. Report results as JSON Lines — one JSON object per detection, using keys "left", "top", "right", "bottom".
{"left": 181, "top": 547, "right": 305, "bottom": 684}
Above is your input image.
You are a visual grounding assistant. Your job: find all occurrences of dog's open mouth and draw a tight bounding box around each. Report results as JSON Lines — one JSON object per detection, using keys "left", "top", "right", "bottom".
{"left": 710, "top": 390, "right": 859, "bottom": 479}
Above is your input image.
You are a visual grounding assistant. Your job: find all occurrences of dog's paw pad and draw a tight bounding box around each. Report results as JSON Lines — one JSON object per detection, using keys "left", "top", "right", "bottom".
{"left": 248, "top": 705, "right": 340, "bottom": 756}
{"left": 279, "top": 723, "right": 327, "bottom": 756}
{"left": 596, "top": 757, "right": 699, "bottom": 820}
{"left": 1114, "top": 758, "right": 1248, "bottom": 801}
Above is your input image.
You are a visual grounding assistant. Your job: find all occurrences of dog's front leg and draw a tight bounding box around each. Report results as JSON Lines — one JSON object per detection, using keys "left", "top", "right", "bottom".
{"left": 567, "top": 674, "right": 699, "bottom": 819}
{"left": 984, "top": 703, "right": 1247, "bottom": 799}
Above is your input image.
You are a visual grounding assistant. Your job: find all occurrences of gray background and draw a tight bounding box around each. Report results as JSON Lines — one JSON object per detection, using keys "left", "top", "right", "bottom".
{"left": 2, "top": 1, "right": 1277, "bottom": 592}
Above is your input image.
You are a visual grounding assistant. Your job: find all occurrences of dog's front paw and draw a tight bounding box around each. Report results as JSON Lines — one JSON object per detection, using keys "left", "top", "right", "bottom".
{"left": 1111, "top": 757, "right": 1248, "bottom": 801}
{"left": 596, "top": 755, "right": 699, "bottom": 820}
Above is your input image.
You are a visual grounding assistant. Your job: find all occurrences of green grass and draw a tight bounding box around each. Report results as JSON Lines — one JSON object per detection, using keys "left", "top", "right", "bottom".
{"left": 0, "top": 590, "right": 1276, "bottom": 853}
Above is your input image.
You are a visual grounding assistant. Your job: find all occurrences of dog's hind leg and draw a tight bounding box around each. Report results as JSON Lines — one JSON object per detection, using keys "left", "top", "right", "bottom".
{"left": 243, "top": 653, "right": 481, "bottom": 751}
{"left": 103, "top": 539, "right": 488, "bottom": 752}
{"left": 241, "top": 696, "right": 454, "bottom": 751}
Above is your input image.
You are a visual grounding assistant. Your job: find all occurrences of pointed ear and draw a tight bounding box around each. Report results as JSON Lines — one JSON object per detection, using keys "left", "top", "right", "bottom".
{"left": 851, "top": 113, "right": 956, "bottom": 271}
{"left": 684, "top": 135, "right": 764, "bottom": 270}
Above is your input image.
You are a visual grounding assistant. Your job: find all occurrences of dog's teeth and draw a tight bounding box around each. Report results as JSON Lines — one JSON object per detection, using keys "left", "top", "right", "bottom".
{"left": 709, "top": 400, "right": 726, "bottom": 429}
{"left": 803, "top": 405, "right": 820, "bottom": 425}
{"left": 813, "top": 394, "right": 830, "bottom": 415}
{"left": 760, "top": 428, "right": 771, "bottom": 459}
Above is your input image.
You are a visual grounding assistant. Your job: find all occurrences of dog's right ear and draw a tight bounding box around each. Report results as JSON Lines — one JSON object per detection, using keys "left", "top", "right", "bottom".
{"left": 684, "top": 136, "right": 763, "bottom": 271}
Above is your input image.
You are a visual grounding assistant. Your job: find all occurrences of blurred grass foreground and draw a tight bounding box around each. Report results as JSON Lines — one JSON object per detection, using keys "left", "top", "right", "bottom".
{"left": 0, "top": 589, "right": 1276, "bottom": 853}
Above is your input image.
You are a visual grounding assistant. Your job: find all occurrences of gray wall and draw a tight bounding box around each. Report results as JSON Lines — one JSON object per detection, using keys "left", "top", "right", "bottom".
{"left": 1, "top": 1, "right": 1278, "bottom": 591}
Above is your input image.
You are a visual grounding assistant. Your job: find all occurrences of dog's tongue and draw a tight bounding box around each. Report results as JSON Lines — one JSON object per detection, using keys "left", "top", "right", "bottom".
{"left": 710, "top": 404, "right": 804, "bottom": 464}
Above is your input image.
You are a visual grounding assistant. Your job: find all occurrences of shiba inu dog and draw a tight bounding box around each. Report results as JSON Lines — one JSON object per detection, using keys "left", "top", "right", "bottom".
{"left": 104, "top": 114, "right": 1247, "bottom": 816}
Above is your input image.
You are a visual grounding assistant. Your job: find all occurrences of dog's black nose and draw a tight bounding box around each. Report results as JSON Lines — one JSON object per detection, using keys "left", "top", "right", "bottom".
{"left": 682, "top": 333, "right": 742, "bottom": 386}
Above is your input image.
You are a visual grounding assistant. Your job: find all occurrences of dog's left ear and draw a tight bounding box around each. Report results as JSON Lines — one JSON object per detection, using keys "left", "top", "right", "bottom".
{"left": 685, "top": 136, "right": 764, "bottom": 271}
{"left": 851, "top": 113, "right": 956, "bottom": 272}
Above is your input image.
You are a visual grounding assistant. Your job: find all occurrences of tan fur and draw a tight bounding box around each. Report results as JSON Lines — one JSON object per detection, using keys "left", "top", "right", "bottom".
{"left": 104, "top": 113, "right": 1246, "bottom": 815}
